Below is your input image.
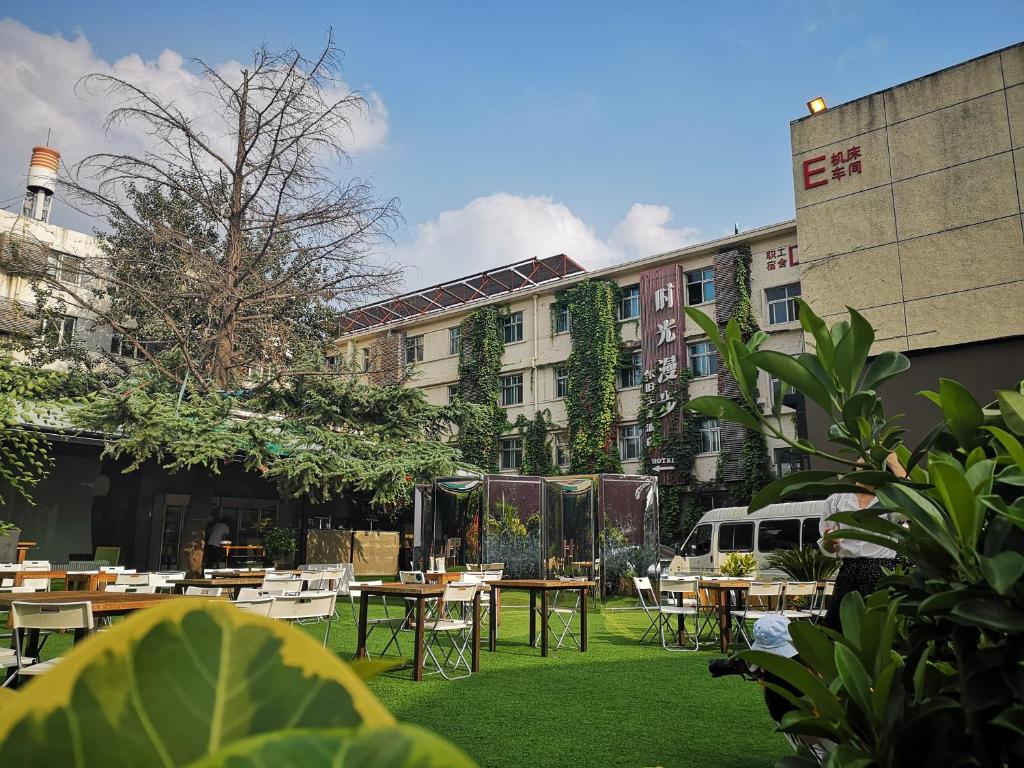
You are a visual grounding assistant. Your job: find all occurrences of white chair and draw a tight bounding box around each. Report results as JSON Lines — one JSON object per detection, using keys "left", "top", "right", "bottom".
{"left": 399, "top": 570, "right": 426, "bottom": 584}
{"left": 262, "top": 575, "right": 303, "bottom": 591}
{"left": 233, "top": 596, "right": 275, "bottom": 616}
{"left": 99, "top": 566, "right": 134, "bottom": 574}
{"left": 349, "top": 580, "right": 405, "bottom": 659}
{"left": 18, "top": 578, "right": 50, "bottom": 593}
{"left": 2, "top": 601, "right": 94, "bottom": 687}
{"left": 781, "top": 582, "right": 818, "bottom": 620}
{"left": 185, "top": 586, "right": 223, "bottom": 597}
{"left": 532, "top": 577, "right": 587, "bottom": 651}
{"left": 151, "top": 572, "right": 187, "bottom": 592}
{"left": 642, "top": 577, "right": 704, "bottom": 651}
{"left": 237, "top": 588, "right": 282, "bottom": 600}
{"left": 114, "top": 573, "right": 153, "bottom": 587}
{"left": 0, "top": 563, "right": 22, "bottom": 590}
{"left": 306, "top": 567, "right": 346, "bottom": 592}
{"left": 22, "top": 560, "right": 50, "bottom": 572}
{"left": 809, "top": 581, "right": 836, "bottom": 623}
{"left": 268, "top": 592, "right": 337, "bottom": 646}
{"left": 103, "top": 585, "right": 158, "bottom": 594}
{"left": 731, "top": 581, "right": 783, "bottom": 647}
{"left": 424, "top": 581, "right": 478, "bottom": 680}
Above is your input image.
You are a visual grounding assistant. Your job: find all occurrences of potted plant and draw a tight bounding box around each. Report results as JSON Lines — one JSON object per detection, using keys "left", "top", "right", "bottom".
{"left": 719, "top": 552, "right": 758, "bottom": 578}
{"left": 0, "top": 522, "right": 20, "bottom": 564}
{"left": 259, "top": 519, "right": 297, "bottom": 568}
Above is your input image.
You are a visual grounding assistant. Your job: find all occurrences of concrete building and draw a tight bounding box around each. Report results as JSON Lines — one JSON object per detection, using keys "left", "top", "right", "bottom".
{"left": 335, "top": 220, "right": 805, "bottom": 491}
{"left": 791, "top": 41, "right": 1024, "bottom": 445}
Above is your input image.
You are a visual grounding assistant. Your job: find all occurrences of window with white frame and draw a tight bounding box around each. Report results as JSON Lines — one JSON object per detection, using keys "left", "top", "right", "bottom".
{"left": 685, "top": 267, "right": 715, "bottom": 305}
{"left": 618, "top": 424, "right": 643, "bottom": 461}
{"left": 499, "top": 437, "right": 523, "bottom": 471}
{"left": 687, "top": 341, "right": 718, "bottom": 377}
{"left": 697, "top": 417, "right": 721, "bottom": 453}
{"left": 449, "top": 326, "right": 462, "bottom": 356}
{"left": 766, "top": 283, "right": 801, "bottom": 325}
{"left": 503, "top": 311, "right": 524, "bottom": 343}
{"left": 404, "top": 335, "right": 423, "bottom": 365}
{"left": 554, "top": 304, "right": 571, "bottom": 334}
{"left": 500, "top": 373, "right": 524, "bottom": 406}
{"left": 42, "top": 315, "right": 77, "bottom": 347}
{"left": 448, "top": 384, "right": 460, "bottom": 403}
{"left": 554, "top": 366, "right": 568, "bottom": 398}
{"left": 361, "top": 348, "right": 370, "bottom": 372}
{"left": 618, "top": 351, "right": 642, "bottom": 388}
{"left": 554, "top": 436, "right": 569, "bottom": 467}
{"left": 58, "top": 253, "right": 84, "bottom": 286}
{"left": 616, "top": 284, "right": 640, "bottom": 320}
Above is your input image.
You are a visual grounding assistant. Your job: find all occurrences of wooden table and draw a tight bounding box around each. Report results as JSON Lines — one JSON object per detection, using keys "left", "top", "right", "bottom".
{"left": 0, "top": 570, "right": 118, "bottom": 591}
{"left": 15, "top": 542, "right": 36, "bottom": 564}
{"left": 354, "top": 582, "right": 483, "bottom": 682}
{"left": 487, "top": 579, "right": 594, "bottom": 657}
{"left": 170, "top": 576, "right": 266, "bottom": 597}
{"left": 696, "top": 579, "right": 752, "bottom": 653}
{"left": 220, "top": 544, "right": 264, "bottom": 564}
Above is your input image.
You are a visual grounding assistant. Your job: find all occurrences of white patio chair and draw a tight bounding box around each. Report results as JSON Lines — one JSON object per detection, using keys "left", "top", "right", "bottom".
{"left": 99, "top": 566, "right": 134, "bottom": 574}
{"left": 0, "top": 563, "right": 22, "bottom": 589}
{"left": 185, "top": 586, "right": 223, "bottom": 597}
{"left": 268, "top": 592, "right": 337, "bottom": 647}
{"left": 781, "top": 582, "right": 818, "bottom": 620}
{"left": 808, "top": 581, "right": 836, "bottom": 624}
{"left": 531, "top": 577, "right": 587, "bottom": 651}
{"left": 2, "top": 601, "right": 94, "bottom": 687}
{"left": 350, "top": 580, "right": 406, "bottom": 660}
{"left": 730, "top": 581, "right": 783, "bottom": 647}
{"left": 262, "top": 575, "right": 303, "bottom": 591}
{"left": 233, "top": 596, "right": 275, "bottom": 617}
{"left": 115, "top": 572, "right": 153, "bottom": 587}
{"left": 152, "top": 572, "right": 187, "bottom": 592}
{"left": 17, "top": 578, "right": 51, "bottom": 593}
{"left": 22, "top": 561, "right": 50, "bottom": 572}
{"left": 656, "top": 577, "right": 705, "bottom": 651}
{"left": 103, "top": 585, "right": 158, "bottom": 594}
{"left": 424, "top": 581, "right": 478, "bottom": 680}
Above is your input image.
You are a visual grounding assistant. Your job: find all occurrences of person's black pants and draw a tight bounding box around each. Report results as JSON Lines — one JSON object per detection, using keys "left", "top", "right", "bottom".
{"left": 822, "top": 557, "right": 895, "bottom": 631}
{"left": 203, "top": 544, "right": 221, "bottom": 568}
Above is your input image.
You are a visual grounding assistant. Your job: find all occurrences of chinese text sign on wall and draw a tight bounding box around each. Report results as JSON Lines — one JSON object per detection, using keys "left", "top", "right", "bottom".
{"left": 802, "top": 145, "right": 863, "bottom": 190}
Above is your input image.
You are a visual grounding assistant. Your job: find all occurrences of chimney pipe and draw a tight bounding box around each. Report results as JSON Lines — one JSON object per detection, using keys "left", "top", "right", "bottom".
{"left": 23, "top": 145, "right": 60, "bottom": 222}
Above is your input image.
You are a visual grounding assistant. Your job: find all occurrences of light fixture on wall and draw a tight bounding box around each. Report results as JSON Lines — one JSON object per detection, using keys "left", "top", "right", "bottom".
{"left": 806, "top": 97, "right": 827, "bottom": 115}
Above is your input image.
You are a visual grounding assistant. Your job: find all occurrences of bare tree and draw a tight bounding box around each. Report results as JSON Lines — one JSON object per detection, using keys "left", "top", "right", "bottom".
{"left": 38, "top": 32, "right": 402, "bottom": 390}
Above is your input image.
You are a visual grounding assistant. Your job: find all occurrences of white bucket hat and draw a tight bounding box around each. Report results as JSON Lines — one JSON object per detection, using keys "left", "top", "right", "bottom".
{"left": 751, "top": 614, "right": 798, "bottom": 658}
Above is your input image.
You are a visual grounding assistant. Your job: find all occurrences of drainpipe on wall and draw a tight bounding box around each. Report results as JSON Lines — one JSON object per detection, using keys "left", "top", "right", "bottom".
{"left": 532, "top": 294, "right": 540, "bottom": 414}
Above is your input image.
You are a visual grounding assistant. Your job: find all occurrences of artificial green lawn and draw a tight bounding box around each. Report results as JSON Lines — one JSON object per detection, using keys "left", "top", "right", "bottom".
{"left": 35, "top": 591, "right": 789, "bottom": 767}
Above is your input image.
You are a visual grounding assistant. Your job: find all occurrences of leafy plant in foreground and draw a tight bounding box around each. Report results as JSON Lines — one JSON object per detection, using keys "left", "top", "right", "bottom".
{"left": 0, "top": 601, "right": 475, "bottom": 767}
{"left": 685, "top": 298, "right": 1024, "bottom": 767}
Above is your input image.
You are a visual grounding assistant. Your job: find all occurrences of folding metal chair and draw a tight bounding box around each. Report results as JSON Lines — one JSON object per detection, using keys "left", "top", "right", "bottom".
{"left": 781, "top": 581, "right": 818, "bottom": 620}
{"left": 809, "top": 581, "right": 835, "bottom": 623}
{"left": 730, "top": 581, "right": 783, "bottom": 647}
{"left": 532, "top": 577, "right": 585, "bottom": 651}
{"left": 633, "top": 576, "right": 665, "bottom": 644}
{"left": 350, "top": 580, "right": 406, "bottom": 660}
{"left": 424, "top": 582, "right": 478, "bottom": 680}
{"left": 233, "top": 596, "right": 275, "bottom": 616}
{"left": 268, "top": 592, "right": 337, "bottom": 647}
{"left": 3, "top": 601, "right": 94, "bottom": 687}
{"left": 657, "top": 577, "right": 705, "bottom": 651}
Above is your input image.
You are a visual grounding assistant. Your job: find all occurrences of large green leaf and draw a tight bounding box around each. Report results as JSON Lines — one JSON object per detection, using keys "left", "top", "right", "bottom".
{"left": 745, "top": 470, "right": 839, "bottom": 512}
{"left": 860, "top": 351, "right": 911, "bottom": 391}
{"left": 938, "top": 379, "right": 983, "bottom": 447}
{"left": 979, "top": 552, "right": 1024, "bottom": 595}
{"left": 796, "top": 299, "right": 834, "bottom": 370}
{"left": 683, "top": 306, "right": 723, "bottom": 350}
{"left": 930, "top": 461, "right": 983, "bottom": 549}
{"left": 832, "top": 307, "right": 874, "bottom": 396}
{"left": 997, "top": 390, "right": 1024, "bottom": 436}
{"left": 0, "top": 601, "right": 475, "bottom": 767}
{"left": 746, "top": 350, "right": 835, "bottom": 415}
{"left": 951, "top": 598, "right": 1024, "bottom": 633}
{"left": 685, "top": 395, "right": 761, "bottom": 430}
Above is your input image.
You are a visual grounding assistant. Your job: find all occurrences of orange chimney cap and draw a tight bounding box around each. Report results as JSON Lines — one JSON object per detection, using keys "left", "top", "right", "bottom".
{"left": 29, "top": 146, "right": 60, "bottom": 172}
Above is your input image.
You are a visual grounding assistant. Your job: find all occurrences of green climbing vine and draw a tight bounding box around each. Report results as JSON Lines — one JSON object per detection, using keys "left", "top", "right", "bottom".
{"left": 560, "top": 280, "right": 622, "bottom": 474}
{"left": 456, "top": 305, "right": 508, "bottom": 471}
{"left": 514, "top": 410, "right": 555, "bottom": 476}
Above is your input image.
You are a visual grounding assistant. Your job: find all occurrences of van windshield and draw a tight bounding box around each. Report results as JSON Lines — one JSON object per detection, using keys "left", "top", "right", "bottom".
{"left": 683, "top": 524, "right": 712, "bottom": 557}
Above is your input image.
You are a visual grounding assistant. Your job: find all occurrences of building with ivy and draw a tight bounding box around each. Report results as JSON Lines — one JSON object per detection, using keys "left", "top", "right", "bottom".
{"left": 334, "top": 220, "right": 807, "bottom": 521}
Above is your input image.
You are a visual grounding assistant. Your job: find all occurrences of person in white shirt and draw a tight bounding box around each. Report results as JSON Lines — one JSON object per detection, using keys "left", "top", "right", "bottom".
{"left": 819, "top": 453, "right": 906, "bottom": 631}
{"left": 204, "top": 516, "right": 232, "bottom": 568}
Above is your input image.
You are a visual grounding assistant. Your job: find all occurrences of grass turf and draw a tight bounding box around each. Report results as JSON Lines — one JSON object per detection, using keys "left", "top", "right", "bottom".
{"left": 31, "top": 593, "right": 790, "bottom": 767}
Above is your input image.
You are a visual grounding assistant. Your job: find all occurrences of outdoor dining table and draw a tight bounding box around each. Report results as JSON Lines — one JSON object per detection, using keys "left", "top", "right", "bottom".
{"left": 0, "top": 569, "right": 118, "bottom": 592}
{"left": 1, "top": 590, "right": 225, "bottom": 659}
{"left": 170, "top": 576, "right": 267, "bottom": 597}
{"left": 353, "top": 582, "right": 484, "bottom": 682}
{"left": 487, "top": 579, "right": 595, "bottom": 657}
{"left": 697, "top": 579, "right": 753, "bottom": 654}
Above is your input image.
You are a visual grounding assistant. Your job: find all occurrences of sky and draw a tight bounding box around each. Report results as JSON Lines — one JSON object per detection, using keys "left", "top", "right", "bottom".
{"left": 2, "top": 1, "right": 1023, "bottom": 292}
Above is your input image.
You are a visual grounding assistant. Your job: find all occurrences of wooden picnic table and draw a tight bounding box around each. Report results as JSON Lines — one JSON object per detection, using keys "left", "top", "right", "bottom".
{"left": 0, "top": 570, "right": 118, "bottom": 592}
{"left": 487, "top": 579, "right": 595, "bottom": 657}
{"left": 1, "top": 591, "right": 224, "bottom": 659}
{"left": 171, "top": 576, "right": 266, "bottom": 596}
{"left": 354, "top": 582, "right": 483, "bottom": 683}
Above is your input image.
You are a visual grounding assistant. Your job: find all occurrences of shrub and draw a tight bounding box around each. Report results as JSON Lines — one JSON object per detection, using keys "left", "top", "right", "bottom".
{"left": 765, "top": 546, "right": 839, "bottom": 582}
{"left": 720, "top": 552, "right": 758, "bottom": 577}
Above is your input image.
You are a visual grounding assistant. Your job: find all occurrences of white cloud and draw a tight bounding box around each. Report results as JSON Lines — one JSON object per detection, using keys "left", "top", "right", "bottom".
{"left": 394, "top": 194, "right": 701, "bottom": 289}
{"left": 0, "top": 18, "right": 389, "bottom": 229}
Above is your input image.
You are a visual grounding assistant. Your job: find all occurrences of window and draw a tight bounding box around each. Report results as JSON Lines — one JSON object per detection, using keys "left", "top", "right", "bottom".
{"left": 58, "top": 253, "right": 84, "bottom": 286}
{"left": 42, "top": 315, "right": 76, "bottom": 347}
{"left": 718, "top": 522, "right": 754, "bottom": 552}
{"left": 361, "top": 348, "right": 370, "bottom": 372}
{"left": 684, "top": 524, "right": 712, "bottom": 557}
{"left": 503, "top": 311, "right": 524, "bottom": 343}
{"left": 404, "top": 335, "right": 423, "bottom": 365}
{"left": 554, "top": 437, "right": 569, "bottom": 467}
{"left": 801, "top": 518, "right": 821, "bottom": 549}
{"left": 325, "top": 355, "right": 338, "bottom": 369}
{"left": 554, "top": 366, "right": 568, "bottom": 398}
{"left": 448, "top": 384, "right": 460, "bottom": 403}
{"left": 773, "top": 447, "right": 808, "bottom": 478}
{"left": 499, "top": 437, "right": 523, "bottom": 471}
{"left": 449, "top": 326, "right": 462, "bottom": 356}
{"left": 618, "top": 424, "right": 643, "bottom": 461}
{"left": 757, "top": 518, "right": 801, "bottom": 552}
{"left": 110, "top": 333, "right": 142, "bottom": 358}
{"left": 500, "top": 373, "right": 523, "bottom": 406}
{"left": 766, "top": 283, "right": 801, "bottom": 325}
{"left": 687, "top": 341, "right": 718, "bottom": 378}
{"left": 616, "top": 284, "right": 640, "bottom": 320}
{"left": 554, "top": 304, "right": 571, "bottom": 334}
{"left": 685, "top": 267, "right": 715, "bottom": 305}
{"left": 618, "top": 351, "right": 642, "bottom": 389}
{"left": 769, "top": 374, "right": 782, "bottom": 405}
{"left": 697, "top": 417, "right": 721, "bottom": 453}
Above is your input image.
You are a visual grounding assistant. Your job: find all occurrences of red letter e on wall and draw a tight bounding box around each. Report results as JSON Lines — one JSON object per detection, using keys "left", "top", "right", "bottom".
{"left": 802, "top": 155, "right": 828, "bottom": 189}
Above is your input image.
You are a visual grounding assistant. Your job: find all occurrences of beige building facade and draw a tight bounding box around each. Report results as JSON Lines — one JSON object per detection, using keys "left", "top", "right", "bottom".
{"left": 336, "top": 221, "right": 804, "bottom": 484}
{"left": 791, "top": 41, "right": 1024, "bottom": 445}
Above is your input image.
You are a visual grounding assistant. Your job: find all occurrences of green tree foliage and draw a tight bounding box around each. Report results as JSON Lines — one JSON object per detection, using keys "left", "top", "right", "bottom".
{"left": 516, "top": 410, "right": 555, "bottom": 476}
{"left": 456, "top": 305, "right": 508, "bottom": 472}
{"left": 688, "top": 297, "right": 1024, "bottom": 767}
{"left": 562, "top": 280, "right": 622, "bottom": 474}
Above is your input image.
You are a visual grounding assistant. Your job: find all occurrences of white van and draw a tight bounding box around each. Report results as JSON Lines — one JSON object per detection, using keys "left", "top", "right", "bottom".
{"left": 672, "top": 500, "right": 829, "bottom": 578}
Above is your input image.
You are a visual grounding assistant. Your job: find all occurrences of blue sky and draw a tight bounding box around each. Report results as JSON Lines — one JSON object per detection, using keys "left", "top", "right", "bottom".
{"left": 3, "top": 1, "right": 1023, "bottom": 287}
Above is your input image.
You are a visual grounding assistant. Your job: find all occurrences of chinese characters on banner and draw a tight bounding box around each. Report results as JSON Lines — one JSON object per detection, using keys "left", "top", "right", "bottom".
{"left": 765, "top": 244, "right": 799, "bottom": 272}
{"left": 639, "top": 264, "right": 684, "bottom": 478}
{"left": 802, "top": 145, "right": 863, "bottom": 189}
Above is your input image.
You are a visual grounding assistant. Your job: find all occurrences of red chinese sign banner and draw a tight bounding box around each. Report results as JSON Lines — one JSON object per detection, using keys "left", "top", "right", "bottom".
{"left": 639, "top": 264, "right": 684, "bottom": 478}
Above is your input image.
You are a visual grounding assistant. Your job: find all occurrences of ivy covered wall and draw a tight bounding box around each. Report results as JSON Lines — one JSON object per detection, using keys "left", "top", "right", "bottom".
{"left": 456, "top": 305, "right": 508, "bottom": 472}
